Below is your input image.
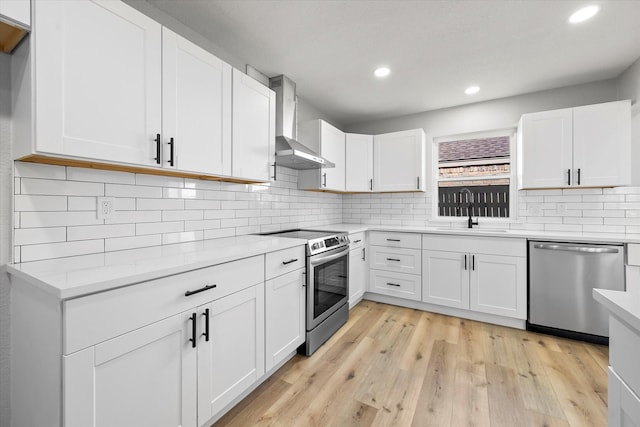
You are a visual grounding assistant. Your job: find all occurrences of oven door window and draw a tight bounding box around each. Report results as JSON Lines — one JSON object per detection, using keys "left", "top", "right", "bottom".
{"left": 313, "top": 255, "right": 348, "bottom": 320}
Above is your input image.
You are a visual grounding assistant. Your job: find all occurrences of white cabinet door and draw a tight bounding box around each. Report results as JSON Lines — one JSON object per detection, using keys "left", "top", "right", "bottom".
{"left": 198, "top": 284, "right": 265, "bottom": 423}
{"left": 373, "top": 129, "right": 425, "bottom": 192}
{"left": 232, "top": 69, "right": 276, "bottom": 182}
{"left": 349, "top": 246, "right": 367, "bottom": 307}
{"left": 320, "top": 121, "right": 346, "bottom": 191}
{"left": 162, "top": 28, "right": 231, "bottom": 175}
{"left": 345, "top": 133, "right": 373, "bottom": 192}
{"left": 573, "top": 100, "right": 631, "bottom": 187}
{"left": 63, "top": 313, "right": 196, "bottom": 427}
{"left": 519, "top": 108, "right": 573, "bottom": 189}
{"left": 0, "top": 0, "right": 30, "bottom": 26}
{"left": 265, "top": 269, "right": 305, "bottom": 372}
{"left": 34, "top": 0, "right": 162, "bottom": 166}
{"left": 609, "top": 367, "right": 640, "bottom": 427}
{"left": 422, "top": 250, "right": 469, "bottom": 309}
{"left": 469, "top": 254, "right": 526, "bottom": 319}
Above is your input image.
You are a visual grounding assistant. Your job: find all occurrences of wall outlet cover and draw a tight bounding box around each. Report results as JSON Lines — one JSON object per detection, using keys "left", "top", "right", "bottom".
{"left": 97, "top": 197, "right": 115, "bottom": 219}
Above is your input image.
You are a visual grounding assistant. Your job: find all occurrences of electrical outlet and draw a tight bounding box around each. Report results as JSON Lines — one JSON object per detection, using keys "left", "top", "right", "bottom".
{"left": 557, "top": 203, "right": 568, "bottom": 215}
{"left": 528, "top": 203, "right": 542, "bottom": 216}
{"left": 97, "top": 197, "right": 115, "bottom": 219}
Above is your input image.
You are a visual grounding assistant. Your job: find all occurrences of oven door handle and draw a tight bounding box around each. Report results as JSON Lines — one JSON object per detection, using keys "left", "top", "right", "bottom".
{"left": 309, "top": 246, "right": 349, "bottom": 266}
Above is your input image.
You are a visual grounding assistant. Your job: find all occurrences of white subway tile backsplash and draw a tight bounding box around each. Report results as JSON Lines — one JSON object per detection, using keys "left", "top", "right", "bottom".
{"left": 104, "top": 234, "right": 162, "bottom": 252}
{"left": 105, "top": 211, "right": 162, "bottom": 224}
{"left": 162, "top": 210, "right": 203, "bottom": 222}
{"left": 185, "top": 200, "right": 222, "bottom": 210}
{"left": 20, "top": 211, "right": 102, "bottom": 228}
{"left": 163, "top": 188, "right": 203, "bottom": 199}
{"left": 14, "top": 195, "right": 67, "bottom": 211}
{"left": 137, "top": 198, "right": 185, "bottom": 211}
{"left": 136, "top": 221, "right": 184, "bottom": 236}
{"left": 184, "top": 219, "right": 221, "bottom": 231}
{"left": 204, "top": 209, "right": 235, "bottom": 220}
{"left": 106, "top": 184, "right": 162, "bottom": 198}
{"left": 203, "top": 228, "right": 236, "bottom": 239}
{"left": 67, "top": 196, "right": 97, "bottom": 211}
{"left": 135, "top": 174, "right": 185, "bottom": 188}
{"left": 67, "top": 167, "right": 135, "bottom": 184}
{"left": 15, "top": 162, "right": 66, "bottom": 179}
{"left": 21, "top": 240, "right": 104, "bottom": 262}
{"left": 14, "top": 227, "right": 66, "bottom": 245}
{"left": 67, "top": 224, "right": 135, "bottom": 241}
{"left": 162, "top": 231, "right": 204, "bottom": 245}
{"left": 21, "top": 178, "right": 104, "bottom": 197}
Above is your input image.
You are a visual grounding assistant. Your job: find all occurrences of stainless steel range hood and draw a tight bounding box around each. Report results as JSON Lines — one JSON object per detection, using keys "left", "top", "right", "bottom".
{"left": 269, "top": 75, "right": 335, "bottom": 170}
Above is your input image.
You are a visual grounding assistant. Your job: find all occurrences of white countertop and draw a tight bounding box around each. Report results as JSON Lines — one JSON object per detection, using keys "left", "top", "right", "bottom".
{"left": 307, "top": 223, "right": 638, "bottom": 244}
{"left": 594, "top": 289, "right": 640, "bottom": 332}
{"left": 6, "top": 235, "right": 306, "bottom": 300}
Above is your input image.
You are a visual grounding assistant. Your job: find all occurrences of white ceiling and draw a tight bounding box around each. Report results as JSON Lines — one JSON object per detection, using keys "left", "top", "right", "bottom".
{"left": 146, "top": 0, "right": 640, "bottom": 126}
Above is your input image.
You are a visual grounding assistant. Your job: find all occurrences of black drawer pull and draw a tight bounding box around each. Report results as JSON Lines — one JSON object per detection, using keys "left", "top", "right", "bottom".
{"left": 154, "top": 133, "right": 161, "bottom": 164}
{"left": 353, "top": 239, "right": 362, "bottom": 243}
{"left": 386, "top": 238, "right": 401, "bottom": 242}
{"left": 386, "top": 258, "right": 401, "bottom": 262}
{"left": 188, "top": 312, "right": 197, "bottom": 348}
{"left": 184, "top": 284, "right": 216, "bottom": 297}
{"left": 168, "top": 137, "right": 175, "bottom": 167}
{"left": 282, "top": 258, "right": 298, "bottom": 265}
{"left": 386, "top": 282, "right": 401, "bottom": 287}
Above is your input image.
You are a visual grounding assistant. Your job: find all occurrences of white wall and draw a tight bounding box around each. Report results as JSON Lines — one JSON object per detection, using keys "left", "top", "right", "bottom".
{"left": 0, "top": 53, "right": 13, "bottom": 427}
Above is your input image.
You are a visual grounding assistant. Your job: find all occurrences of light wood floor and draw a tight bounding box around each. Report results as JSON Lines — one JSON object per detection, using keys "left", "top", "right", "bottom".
{"left": 214, "top": 300, "right": 609, "bottom": 427}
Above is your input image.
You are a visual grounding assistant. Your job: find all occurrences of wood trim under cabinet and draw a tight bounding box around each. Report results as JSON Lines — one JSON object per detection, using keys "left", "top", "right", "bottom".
{"left": 17, "top": 154, "right": 268, "bottom": 184}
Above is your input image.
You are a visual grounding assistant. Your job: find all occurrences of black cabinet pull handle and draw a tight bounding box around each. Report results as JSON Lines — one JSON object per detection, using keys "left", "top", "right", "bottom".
{"left": 168, "top": 137, "right": 175, "bottom": 166}
{"left": 464, "top": 254, "right": 467, "bottom": 270}
{"left": 282, "top": 258, "right": 298, "bottom": 265}
{"left": 272, "top": 163, "right": 277, "bottom": 181}
{"left": 386, "top": 238, "right": 401, "bottom": 242}
{"left": 387, "top": 258, "right": 401, "bottom": 262}
{"left": 202, "top": 308, "right": 210, "bottom": 342}
{"left": 567, "top": 169, "right": 571, "bottom": 186}
{"left": 184, "top": 284, "right": 216, "bottom": 297}
{"left": 154, "top": 133, "right": 161, "bottom": 164}
{"left": 386, "top": 282, "right": 401, "bottom": 287}
{"left": 362, "top": 248, "right": 366, "bottom": 261}
{"left": 353, "top": 239, "right": 361, "bottom": 243}
{"left": 189, "top": 313, "right": 197, "bottom": 348}
{"left": 472, "top": 255, "right": 475, "bottom": 271}
{"left": 577, "top": 168, "right": 581, "bottom": 185}
{"left": 370, "top": 178, "right": 373, "bottom": 191}
{"left": 322, "top": 173, "right": 327, "bottom": 187}
{"left": 417, "top": 176, "right": 420, "bottom": 189}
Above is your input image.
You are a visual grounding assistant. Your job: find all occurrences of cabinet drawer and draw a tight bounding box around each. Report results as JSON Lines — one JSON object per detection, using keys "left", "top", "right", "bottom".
{"left": 369, "top": 269, "right": 421, "bottom": 301}
{"left": 610, "top": 316, "right": 640, "bottom": 398}
{"left": 265, "top": 245, "right": 306, "bottom": 280}
{"left": 349, "top": 232, "right": 365, "bottom": 250}
{"left": 369, "top": 246, "right": 421, "bottom": 274}
{"left": 608, "top": 367, "right": 640, "bottom": 427}
{"left": 64, "top": 255, "right": 264, "bottom": 354}
{"left": 369, "top": 231, "right": 421, "bottom": 249}
{"left": 422, "top": 234, "right": 526, "bottom": 257}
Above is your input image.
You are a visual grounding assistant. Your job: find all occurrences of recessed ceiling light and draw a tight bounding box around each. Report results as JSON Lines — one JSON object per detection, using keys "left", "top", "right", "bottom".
{"left": 374, "top": 67, "right": 390, "bottom": 78}
{"left": 569, "top": 5, "right": 600, "bottom": 23}
{"left": 465, "top": 86, "right": 480, "bottom": 95}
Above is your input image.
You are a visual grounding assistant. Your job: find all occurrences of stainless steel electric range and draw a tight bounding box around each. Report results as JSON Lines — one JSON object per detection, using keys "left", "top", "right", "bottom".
{"left": 263, "top": 229, "right": 350, "bottom": 355}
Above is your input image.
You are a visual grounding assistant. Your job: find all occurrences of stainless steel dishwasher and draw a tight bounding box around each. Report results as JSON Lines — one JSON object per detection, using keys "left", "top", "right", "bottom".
{"left": 528, "top": 241, "right": 624, "bottom": 343}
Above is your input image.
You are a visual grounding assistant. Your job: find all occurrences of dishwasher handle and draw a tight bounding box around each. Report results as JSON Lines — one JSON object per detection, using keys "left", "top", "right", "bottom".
{"left": 533, "top": 243, "right": 619, "bottom": 254}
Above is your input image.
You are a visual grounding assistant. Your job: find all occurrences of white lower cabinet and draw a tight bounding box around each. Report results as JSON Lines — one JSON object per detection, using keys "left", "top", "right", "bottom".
{"left": 422, "top": 235, "right": 527, "bottom": 320}
{"left": 64, "top": 313, "right": 197, "bottom": 427}
{"left": 609, "top": 367, "right": 640, "bottom": 427}
{"left": 265, "top": 269, "right": 305, "bottom": 372}
{"left": 198, "top": 285, "right": 265, "bottom": 422}
{"left": 349, "top": 232, "right": 367, "bottom": 307}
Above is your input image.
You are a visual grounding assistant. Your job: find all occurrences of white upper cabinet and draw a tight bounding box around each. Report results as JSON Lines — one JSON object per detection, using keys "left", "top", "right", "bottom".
{"left": 573, "top": 101, "right": 631, "bottom": 187}
{"left": 27, "top": 0, "right": 162, "bottom": 166}
{"left": 162, "top": 28, "right": 232, "bottom": 175}
{"left": 232, "top": 69, "right": 276, "bottom": 182}
{"left": 373, "top": 129, "right": 426, "bottom": 192}
{"left": 518, "top": 100, "right": 631, "bottom": 189}
{"left": 345, "top": 133, "right": 374, "bottom": 192}
{"left": 298, "top": 119, "right": 346, "bottom": 191}
{"left": 0, "top": 0, "right": 30, "bottom": 26}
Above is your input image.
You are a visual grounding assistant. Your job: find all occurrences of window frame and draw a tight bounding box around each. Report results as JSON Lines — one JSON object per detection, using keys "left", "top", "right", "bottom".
{"left": 431, "top": 128, "right": 518, "bottom": 223}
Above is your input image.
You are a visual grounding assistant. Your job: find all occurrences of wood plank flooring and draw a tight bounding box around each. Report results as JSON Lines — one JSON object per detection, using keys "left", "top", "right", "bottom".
{"left": 213, "top": 301, "right": 608, "bottom": 427}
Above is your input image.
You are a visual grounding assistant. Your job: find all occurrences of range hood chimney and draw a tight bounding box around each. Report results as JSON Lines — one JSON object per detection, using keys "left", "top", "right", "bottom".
{"left": 269, "top": 75, "right": 335, "bottom": 170}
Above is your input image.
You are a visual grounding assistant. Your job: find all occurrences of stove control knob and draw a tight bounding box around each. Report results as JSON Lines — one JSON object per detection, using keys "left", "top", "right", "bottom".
{"left": 311, "top": 243, "right": 320, "bottom": 251}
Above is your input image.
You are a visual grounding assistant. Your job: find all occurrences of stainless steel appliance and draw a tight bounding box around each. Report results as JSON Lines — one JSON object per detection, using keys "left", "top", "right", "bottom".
{"left": 263, "top": 229, "right": 349, "bottom": 355}
{"left": 528, "top": 240, "right": 625, "bottom": 343}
